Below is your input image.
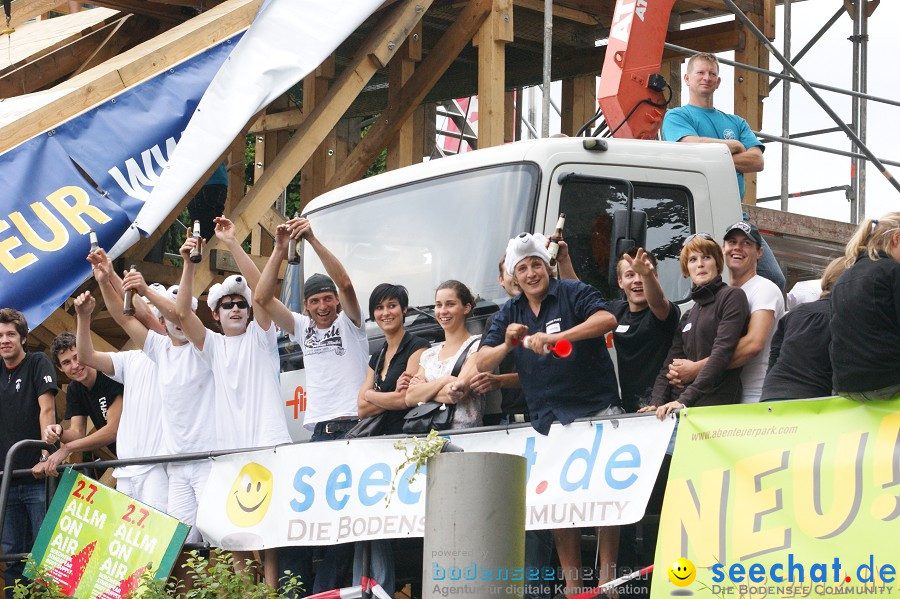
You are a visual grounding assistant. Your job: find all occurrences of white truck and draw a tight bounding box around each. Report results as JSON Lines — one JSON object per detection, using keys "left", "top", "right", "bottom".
{"left": 278, "top": 136, "right": 744, "bottom": 439}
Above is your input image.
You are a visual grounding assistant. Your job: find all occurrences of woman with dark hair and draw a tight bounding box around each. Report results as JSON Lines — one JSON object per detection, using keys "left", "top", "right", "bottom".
{"left": 642, "top": 232, "right": 750, "bottom": 419}
{"left": 352, "top": 283, "right": 429, "bottom": 597}
{"left": 357, "top": 283, "right": 430, "bottom": 433}
{"left": 406, "top": 280, "right": 483, "bottom": 428}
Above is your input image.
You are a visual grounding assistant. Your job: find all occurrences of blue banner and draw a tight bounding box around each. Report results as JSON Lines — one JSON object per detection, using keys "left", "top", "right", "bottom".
{"left": 0, "top": 34, "right": 242, "bottom": 329}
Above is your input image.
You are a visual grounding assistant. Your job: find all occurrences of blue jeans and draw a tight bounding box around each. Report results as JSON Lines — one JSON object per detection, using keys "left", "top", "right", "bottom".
{"left": 2, "top": 482, "right": 46, "bottom": 598}
{"left": 353, "top": 540, "right": 395, "bottom": 596}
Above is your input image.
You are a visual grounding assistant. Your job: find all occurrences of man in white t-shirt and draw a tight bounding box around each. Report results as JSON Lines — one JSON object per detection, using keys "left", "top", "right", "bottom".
{"left": 176, "top": 217, "right": 291, "bottom": 584}
{"left": 256, "top": 216, "right": 368, "bottom": 594}
{"left": 256, "top": 216, "right": 368, "bottom": 443}
{"left": 114, "top": 271, "right": 217, "bottom": 544}
{"left": 78, "top": 251, "right": 169, "bottom": 511}
{"left": 667, "top": 221, "right": 785, "bottom": 403}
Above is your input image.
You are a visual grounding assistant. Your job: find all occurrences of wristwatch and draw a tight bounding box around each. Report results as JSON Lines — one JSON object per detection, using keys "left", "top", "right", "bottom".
{"left": 39, "top": 455, "right": 48, "bottom": 462}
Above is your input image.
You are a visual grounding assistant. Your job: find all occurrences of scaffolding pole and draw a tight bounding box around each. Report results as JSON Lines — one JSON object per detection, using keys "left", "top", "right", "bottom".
{"left": 859, "top": 0, "right": 869, "bottom": 221}
{"left": 780, "top": 0, "right": 791, "bottom": 212}
{"left": 720, "top": 0, "right": 900, "bottom": 195}
{"left": 541, "top": 0, "right": 552, "bottom": 137}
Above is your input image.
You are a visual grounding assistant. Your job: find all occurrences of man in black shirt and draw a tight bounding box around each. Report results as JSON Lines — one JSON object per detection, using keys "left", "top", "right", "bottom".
{"left": 34, "top": 333, "right": 122, "bottom": 478}
{"left": 610, "top": 248, "right": 680, "bottom": 412}
{"left": 0, "top": 308, "right": 57, "bottom": 597}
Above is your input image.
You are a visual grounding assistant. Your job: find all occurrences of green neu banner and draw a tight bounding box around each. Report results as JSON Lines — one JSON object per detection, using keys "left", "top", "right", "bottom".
{"left": 30, "top": 469, "right": 189, "bottom": 598}
{"left": 651, "top": 397, "right": 900, "bottom": 599}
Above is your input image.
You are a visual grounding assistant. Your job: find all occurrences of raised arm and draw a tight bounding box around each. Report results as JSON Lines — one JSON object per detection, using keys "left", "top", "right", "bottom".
{"left": 73, "top": 291, "right": 114, "bottom": 376}
{"left": 175, "top": 237, "right": 209, "bottom": 351}
{"left": 625, "top": 248, "right": 671, "bottom": 321}
{"left": 293, "top": 217, "right": 362, "bottom": 327}
{"left": 255, "top": 222, "right": 301, "bottom": 334}
{"left": 213, "top": 216, "right": 271, "bottom": 329}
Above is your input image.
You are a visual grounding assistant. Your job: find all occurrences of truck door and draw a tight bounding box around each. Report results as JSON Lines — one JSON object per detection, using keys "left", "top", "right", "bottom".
{"left": 543, "top": 164, "right": 709, "bottom": 306}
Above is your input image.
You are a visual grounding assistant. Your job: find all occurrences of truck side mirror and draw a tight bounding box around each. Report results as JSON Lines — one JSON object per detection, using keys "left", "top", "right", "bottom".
{"left": 608, "top": 208, "right": 648, "bottom": 290}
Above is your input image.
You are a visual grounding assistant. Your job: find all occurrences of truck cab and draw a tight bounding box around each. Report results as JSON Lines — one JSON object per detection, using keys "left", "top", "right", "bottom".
{"left": 279, "top": 136, "right": 743, "bottom": 439}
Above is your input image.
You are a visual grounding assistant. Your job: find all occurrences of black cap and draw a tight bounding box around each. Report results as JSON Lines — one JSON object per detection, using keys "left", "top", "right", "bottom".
{"left": 304, "top": 273, "right": 338, "bottom": 300}
{"left": 723, "top": 221, "right": 763, "bottom": 247}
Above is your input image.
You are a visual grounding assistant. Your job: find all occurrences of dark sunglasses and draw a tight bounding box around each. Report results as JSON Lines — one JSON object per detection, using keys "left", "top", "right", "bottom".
{"left": 220, "top": 300, "right": 249, "bottom": 310}
{"left": 682, "top": 232, "right": 714, "bottom": 246}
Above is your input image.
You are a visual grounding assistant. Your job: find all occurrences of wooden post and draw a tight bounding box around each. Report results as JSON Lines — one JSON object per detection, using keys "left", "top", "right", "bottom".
{"left": 387, "top": 21, "right": 423, "bottom": 169}
{"left": 472, "top": 0, "right": 513, "bottom": 149}
{"left": 662, "top": 12, "right": 683, "bottom": 111}
{"left": 300, "top": 55, "right": 336, "bottom": 206}
{"left": 504, "top": 90, "right": 516, "bottom": 142}
{"left": 734, "top": 4, "right": 765, "bottom": 204}
{"left": 560, "top": 75, "right": 596, "bottom": 137}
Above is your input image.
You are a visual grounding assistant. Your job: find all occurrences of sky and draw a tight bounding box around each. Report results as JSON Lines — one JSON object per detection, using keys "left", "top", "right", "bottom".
{"left": 681, "top": 0, "right": 898, "bottom": 223}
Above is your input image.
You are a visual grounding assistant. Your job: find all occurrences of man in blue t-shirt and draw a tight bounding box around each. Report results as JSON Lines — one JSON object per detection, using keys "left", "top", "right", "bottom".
{"left": 662, "top": 52, "right": 764, "bottom": 199}
{"left": 663, "top": 52, "right": 786, "bottom": 292}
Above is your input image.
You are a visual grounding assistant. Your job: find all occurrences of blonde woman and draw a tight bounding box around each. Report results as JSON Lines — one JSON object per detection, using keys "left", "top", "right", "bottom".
{"left": 830, "top": 212, "right": 900, "bottom": 400}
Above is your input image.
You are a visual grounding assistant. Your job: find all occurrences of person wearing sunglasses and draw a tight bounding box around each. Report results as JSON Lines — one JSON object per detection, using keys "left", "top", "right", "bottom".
{"left": 642, "top": 231, "right": 750, "bottom": 420}
{"left": 175, "top": 216, "right": 292, "bottom": 585}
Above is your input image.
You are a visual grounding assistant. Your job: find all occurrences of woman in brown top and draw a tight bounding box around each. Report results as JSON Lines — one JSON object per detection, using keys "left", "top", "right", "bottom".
{"left": 641, "top": 233, "right": 751, "bottom": 419}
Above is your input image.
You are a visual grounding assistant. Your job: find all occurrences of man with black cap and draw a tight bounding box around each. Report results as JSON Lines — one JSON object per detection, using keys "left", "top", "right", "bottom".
{"left": 257, "top": 216, "right": 367, "bottom": 443}
{"left": 256, "top": 215, "right": 368, "bottom": 594}
{"left": 667, "top": 221, "right": 784, "bottom": 403}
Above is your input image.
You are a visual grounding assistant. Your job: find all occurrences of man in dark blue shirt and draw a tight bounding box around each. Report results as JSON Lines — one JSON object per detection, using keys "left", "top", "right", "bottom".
{"left": 476, "top": 231, "right": 621, "bottom": 598}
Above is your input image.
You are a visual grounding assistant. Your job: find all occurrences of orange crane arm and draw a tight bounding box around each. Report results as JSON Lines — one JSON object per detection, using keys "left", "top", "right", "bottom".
{"left": 597, "top": 0, "right": 678, "bottom": 139}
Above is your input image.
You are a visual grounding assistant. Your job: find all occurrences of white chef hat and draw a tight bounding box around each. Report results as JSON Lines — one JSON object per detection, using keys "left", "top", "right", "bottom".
{"left": 504, "top": 232, "right": 551, "bottom": 276}
{"left": 206, "top": 274, "right": 252, "bottom": 311}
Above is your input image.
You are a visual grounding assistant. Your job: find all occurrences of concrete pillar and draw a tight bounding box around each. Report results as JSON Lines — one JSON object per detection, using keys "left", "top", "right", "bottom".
{"left": 423, "top": 452, "right": 525, "bottom": 599}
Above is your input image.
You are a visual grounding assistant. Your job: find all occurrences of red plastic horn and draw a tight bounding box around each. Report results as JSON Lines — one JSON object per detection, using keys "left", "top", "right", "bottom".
{"left": 513, "top": 335, "right": 572, "bottom": 358}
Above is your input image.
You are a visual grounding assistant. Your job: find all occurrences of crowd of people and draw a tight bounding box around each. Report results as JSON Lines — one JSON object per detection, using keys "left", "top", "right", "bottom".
{"left": 2, "top": 51, "right": 898, "bottom": 599}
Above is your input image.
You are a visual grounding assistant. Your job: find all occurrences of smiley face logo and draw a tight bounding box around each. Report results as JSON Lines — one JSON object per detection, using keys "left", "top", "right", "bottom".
{"left": 226, "top": 463, "right": 273, "bottom": 528}
{"left": 668, "top": 557, "right": 696, "bottom": 587}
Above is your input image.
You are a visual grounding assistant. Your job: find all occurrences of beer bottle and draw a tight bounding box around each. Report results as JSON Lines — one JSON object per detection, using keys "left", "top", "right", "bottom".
{"left": 89, "top": 228, "right": 100, "bottom": 253}
{"left": 189, "top": 220, "right": 203, "bottom": 263}
{"left": 123, "top": 265, "right": 137, "bottom": 315}
{"left": 287, "top": 212, "right": 301, "bottom": 265}
{"left": 547, "top": 212, "right": 566, "bottom": 267}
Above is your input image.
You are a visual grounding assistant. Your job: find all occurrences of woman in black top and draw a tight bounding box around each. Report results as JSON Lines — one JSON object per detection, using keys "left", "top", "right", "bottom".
{"left": 761, "top": 257, "right": 845, "bottom": 401}
{"left": 353, "top": 283, "right": 429, "bottom": 596}
{"left": 357, "top": 283, "right": 430, "bottom": 434}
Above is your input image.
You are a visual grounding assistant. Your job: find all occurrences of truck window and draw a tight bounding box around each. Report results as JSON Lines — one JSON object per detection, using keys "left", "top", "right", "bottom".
{"left": 302, "top": 163, "right": 539, "bottom": 337}
{"left": 559, "top": 180, "right": 693, "bottom": 302}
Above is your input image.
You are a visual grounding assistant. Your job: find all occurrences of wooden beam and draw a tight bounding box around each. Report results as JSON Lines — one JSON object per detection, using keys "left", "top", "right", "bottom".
{"left": 512, "top": 0, "right": 599, "bottom": 25}
{"left": 0, "top": 15, "right": 156, "bottom": 98}
{"left": 734, "top": 6, "right": 764, "bottom": 204}
{"left": 0, "top": 0, "right": 261, "bottom": 154}
{"left": 71, "top": 14, "right": 158, "bottom": 79}
{"left": 561, "top": 74, "right": 596, "bottom": 137}
{"left": 386, "top": 21, "right": 422, "bottom": 170}
{"left": 210, "top": 249, "right": 287, "bottom": 280}
{"left": 81, "top": 0, "right": 187, "bottom": 23}
{"left": 249, "top": 108, "right": 303, "bottom": 134}
{"left": 473, "top": 0, "right": 512, "bottom": 149}
{"left": 327, "top": 0, "right": 492, "bottom": 191}
{"left": 8, "top": 0, "right": 67, "bottom": 28}
{"left": 116, "top": 258, "right": 182, "bottom": 287}
{"left": 188, "top": 0, "right": 433, "bottom": 296}
{"left": 41, "top": 308, "right": 117, "bottom": 352}
{"left": 300, "top": 56, "right": 336, "bottom": 205}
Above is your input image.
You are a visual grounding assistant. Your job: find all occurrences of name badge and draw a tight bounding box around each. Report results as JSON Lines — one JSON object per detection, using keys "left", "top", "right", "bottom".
{"left": 546, "top": 322, "right": 561, "bottom": 334}
{"left": 682, "top": 322, "right": 692, "bottom": 333}
{"left": 615, "top": 324, "right": 630, "bottom": 333}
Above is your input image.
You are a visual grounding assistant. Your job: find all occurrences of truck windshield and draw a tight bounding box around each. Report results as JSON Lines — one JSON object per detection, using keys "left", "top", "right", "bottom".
{"left": 303, "top": 163, "right": 539, "bottom": 333}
